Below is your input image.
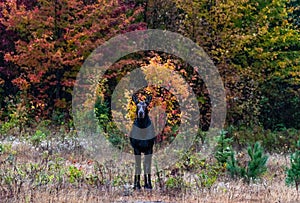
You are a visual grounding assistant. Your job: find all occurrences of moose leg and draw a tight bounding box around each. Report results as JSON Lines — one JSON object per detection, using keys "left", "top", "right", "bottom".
{"left": 143, "top": 153, "right": 153, "bottom": 189}
{"left": 134, "top": 174, "right": 141, "bottom": 190}
{"left": 133, "top": 150, "right": 142, "bottom": 190}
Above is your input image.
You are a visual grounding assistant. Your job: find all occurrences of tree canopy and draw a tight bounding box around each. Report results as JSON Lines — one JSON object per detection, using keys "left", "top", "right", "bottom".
{"left": 0, "top": 0, "right": 299, "bottom": 131}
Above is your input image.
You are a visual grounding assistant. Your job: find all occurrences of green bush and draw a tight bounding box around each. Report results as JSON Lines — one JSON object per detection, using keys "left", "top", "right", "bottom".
{"left": 227, "top": 125, "right": 300, "bottom": 153}
{"left": 286, "top": 140, "right": 300, "bottom": 191}
{"left": 0, "top": 95, "right": 30, "bottom": 135}
{"left": 177, "top": 151, "right": 205, "bottom": 171}
{"left": 227, "top": 151, "right": 240, "bottom": 178}
{"left": 30, "top": 129, "right": 47, "bottom": 147}
{"left": 0, "top": 119, "right": 18, "bottom": 135}
{"left": 196, "top": 165, "right": 221, "bottom": 189}
{"left": 0, "top": 143, "right": 12, "bottom": 155}
{"left": 214, "top": 130, "right": 233, "bottom": 164}
{"left": 165, "top": 176, "right": 185, "bottom": 190}
{"left": 94, "top": 96, "right": 110, "bottom": 131}
{"left": 227, "top": 142, "right": 268, "bottom": 183}
{"left": 245, "top": 142, "right": 268, "bottom": 180}
{"left": 95, "top": 97, "right": 129, "bottom": 150}
{"left": 68, "top": 165, "right": 84, "bottom": 184}
{"left": 259, "top": 81, "right": 300, "bottom": 130}
{"left": 106, "top": 122, "right": 128, "bottom": 150}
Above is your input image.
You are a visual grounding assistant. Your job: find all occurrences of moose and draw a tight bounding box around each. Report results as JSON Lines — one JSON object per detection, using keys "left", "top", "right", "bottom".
{"left": 130, "top": 94, "right": 156, "bottom": 190}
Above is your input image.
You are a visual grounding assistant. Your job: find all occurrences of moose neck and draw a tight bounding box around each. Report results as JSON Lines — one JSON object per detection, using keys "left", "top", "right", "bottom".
{"left": 134, "top": 115, "right": 151, "bottom": 129}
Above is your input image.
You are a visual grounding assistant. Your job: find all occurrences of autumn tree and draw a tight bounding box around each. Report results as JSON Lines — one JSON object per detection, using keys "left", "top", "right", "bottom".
{"left": 0, "top": 0, "right": 38, "bottom": 92}
{"left": 227, "top": 0, "right": 300, "bottom": 129}
{"left": 0, "top": 0, "right": 145, "bottom": 122}
{"left": 174, "top": 0, "right": 300, "bottom": 129}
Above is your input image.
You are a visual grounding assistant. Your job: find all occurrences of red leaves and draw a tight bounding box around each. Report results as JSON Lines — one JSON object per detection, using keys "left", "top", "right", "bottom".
{"left": 28, "top": 72, "right": 44, "bottom": 84}
{"left": 1, "top": 0, "right": 145, "bottom": 118}
{"left": 12, "top": 77, "right": 29, "bottom": 91}
{"left": 61, "top": 79, "right": 74, "bottom": 88}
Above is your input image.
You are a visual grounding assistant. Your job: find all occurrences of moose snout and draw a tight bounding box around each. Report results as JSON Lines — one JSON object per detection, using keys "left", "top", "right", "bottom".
{"left": 138, "top": 110, "right": 145, "bottom": 118}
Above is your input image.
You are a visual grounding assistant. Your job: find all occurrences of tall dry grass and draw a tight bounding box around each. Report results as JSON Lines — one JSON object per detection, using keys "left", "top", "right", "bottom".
{"left": 0, "top": 135, "right": 299, "bottom": 203}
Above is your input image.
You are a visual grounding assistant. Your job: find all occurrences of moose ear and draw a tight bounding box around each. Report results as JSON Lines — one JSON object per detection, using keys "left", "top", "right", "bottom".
{"left": 145, "top": 95, "right": 152, "bottom": 105}
{"left": 132, "top": 94, "right": 139, "bottom": 104}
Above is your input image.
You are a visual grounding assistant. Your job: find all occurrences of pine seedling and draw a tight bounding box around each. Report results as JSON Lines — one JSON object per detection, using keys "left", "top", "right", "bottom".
{"left": 246, "top": 142, "right": 268, "bottom": 183}
{"left": 226, "top": 151, "right": 241, "bottom": 178}
{"left": 286, "top": 140, "right": 300, "bottom": 191}
{"left": 214, "top": 130, "right": 234, "bottom": 164}
{"left": 226, "top": 142, "right": 268, "bottom": 183}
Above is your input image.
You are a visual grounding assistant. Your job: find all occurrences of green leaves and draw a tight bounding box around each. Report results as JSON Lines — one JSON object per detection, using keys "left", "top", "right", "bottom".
{"left": 30, "top": 129, "right": 47, "bottom": 147}
{"left": 68, "top": 165, "right": 83, "bottom": 184}
{"left": 175, "top": 0, "right": 300, "bottom": 129}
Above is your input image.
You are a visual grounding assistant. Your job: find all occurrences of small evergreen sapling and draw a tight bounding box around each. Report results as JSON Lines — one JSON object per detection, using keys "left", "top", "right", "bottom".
{"left": 246, "top": 142, "right": 268, "bottom": 182}
{"left": 227, "top": 151, "right": 240, "bottom": 178}
{"left": 214, "top": 130, "right": 234, "bottom": 164}
{"left": 226, "top": 142, "right": 268, "bottom": 183}
{"left": 286, "top": 140, "right": 300, "bottom": 191}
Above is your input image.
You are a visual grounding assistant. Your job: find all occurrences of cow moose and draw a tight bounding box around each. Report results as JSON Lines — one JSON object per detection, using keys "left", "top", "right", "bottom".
{"left": 130, "top": 94, "right": 156, "bottom": 190}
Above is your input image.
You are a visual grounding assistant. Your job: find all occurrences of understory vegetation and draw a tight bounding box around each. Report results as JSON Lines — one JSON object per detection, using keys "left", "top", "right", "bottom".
{"left": 0, "top": 124, "right": 299, "bottom": 202}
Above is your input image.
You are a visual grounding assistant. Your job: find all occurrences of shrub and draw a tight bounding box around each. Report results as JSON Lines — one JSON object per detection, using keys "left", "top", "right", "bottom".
{"left": 165, "top": 176, "right": 185, "bottom": 190}
{"left": 94, "top": 96, "right": 110, "bottom": 131}
{"left": 227, "top": 142, "right": 268, "bottom": 183}
{"left": 245, "top": 142, "right": 268, "bottom": 181}
{"left": 286, "top": 140, "right": 300, "bottom": 191}
{"left": 214, "top": 130, "right": 233, "bottom": 164}
{"left": 68, "top": 165, "right": 84, "bottom": 185}
{"left": 228, "top": 125, "right": 300, "bottom": 153}
{"left": 259, "top": 81, "right": 300, "bottom": 130}
{"left": 106, "top": 122, "right": 128, "bottom": 150}
{"left": 196, "top": 165, "right": 220, "bottom": 189}
{"left": 30, "top": 129, "right": 47, "bottom": 147}
{"left": 227, "top": 151, "right": 240, "bottom": 178}
{"left": 0, "top": 143, "right": 12, "bottom": 155}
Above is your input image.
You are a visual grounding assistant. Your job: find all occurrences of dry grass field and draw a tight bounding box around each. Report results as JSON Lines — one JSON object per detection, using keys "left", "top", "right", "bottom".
{"left": 0, "top": 134, "right": 299, "bottom": 203}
